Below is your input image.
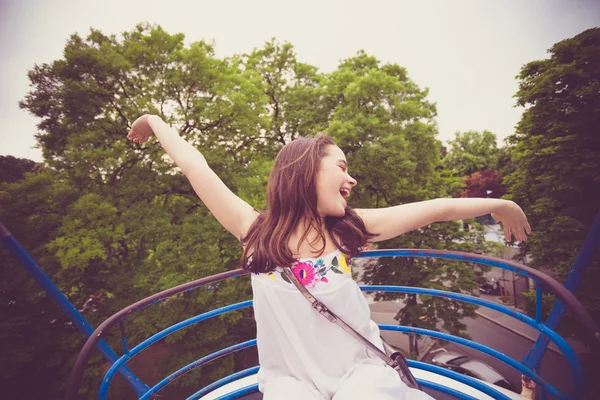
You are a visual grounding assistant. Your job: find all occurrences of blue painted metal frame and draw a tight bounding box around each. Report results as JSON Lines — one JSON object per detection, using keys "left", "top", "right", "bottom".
{"left": 187, "top": 366, "right": 260, "bottom": 400}
{"left": 368, "top": 287, "right": 584, "bottom": 396}
{"left": 354, "top": 248, "right": 599, "bottom": 346}
{"left": 138, "top": 340, "right": 258, "bottom": 400}
{"left": 524, "top": 210, "right": 600, "bottom": 371}
{"left": 0, "top": 222, "right": 150, "bottom": 397}
{"left": 410, "top": 360, "right": 512, "bottom": 400}
{"left": 418, "top": 380, "right": 480, "bottom": 400}
{"left": 377, "top": 325, "right": 572, "bottom": 399}
{"left": 185, "top": 366, "right": 483, "bottom": 400}
{"left": 98, "top": 301, "right": 254, "bottom": 399}
{"left": 99, "top": 314, "right": 517, "bottom": 399}
{"left": 208, "top": 359, "right": 516, "bottom": 400}
{"left": 75, "top": 248, "right": 598, "bottom": 400}
{"left": 5, "top": 240, "right": 581, "bottom": 399}
{"left": 96, "top": 286, "right": 582, "bottom": 399}
{"left": 5, "top": 209, "right": 597, "bottom": 399}
{"left": 183, "top": 344, "right": 511, "bottom": 400}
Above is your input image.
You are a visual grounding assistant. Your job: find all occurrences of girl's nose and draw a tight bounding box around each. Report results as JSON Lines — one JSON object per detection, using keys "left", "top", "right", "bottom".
{"left": 348, "top": 175, "right": 357, "bottom": 187}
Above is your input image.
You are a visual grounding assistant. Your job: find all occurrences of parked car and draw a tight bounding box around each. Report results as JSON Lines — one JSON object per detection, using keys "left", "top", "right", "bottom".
{"left": 432, "top": 351, "right": 517, "bottom": 392}
{"left": 479, "top": 278, "right": 501, "bottom": 295}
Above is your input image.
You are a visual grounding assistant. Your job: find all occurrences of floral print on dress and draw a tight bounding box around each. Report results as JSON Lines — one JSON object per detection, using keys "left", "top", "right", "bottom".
{"left": 338, "top": 253, "right": 351, "bottom": 274}
{"left": 290, "top": 261, "right": 320, "bottom": 288}
{"left": 272, "top": 253, "right": 350, "bottom": 288}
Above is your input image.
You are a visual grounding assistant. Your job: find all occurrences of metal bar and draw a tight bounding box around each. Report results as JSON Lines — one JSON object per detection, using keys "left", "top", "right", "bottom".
{"left": 212, "top": 360, "right": 514, "bottom": 400}
{"left": 98, "top": 301, "right": 254, "bottom": 400}
{"left": 540, "top": 363, "right": 547, "bottom": 400}
{"left": 139, "top": 340, "right": 257, "bottom": 400}
{"left": 379, "top": 325, "right": 569, "bottom": 399}
{"left": 409, "top": 361, "right": 512, "bottom": 400}
{"left": 536, "top": 284, "right": 543, "bottom": 323}
{"left": 103, "top": 285, "right": 579, "bottom": 400}
{"left": 418, "top": 379, "right": 480, "bottom": 400}
{"left": 186, "top": 366, "right": 260, "bottom": 400}
{"left": 357, "top": 248, "right": 600, "bottom": 352}
{"left": 119, "top": 320, "right": 129, "bottom": 355}
{"left": 63, "top": 248, "right": 597, "bottom": 398}
{"left": 66, "top": 267, "right": 247, "bottom": 400}
{"left": 189, "top": 368, "right": 482, "bottom": 400}
{"left": 0, "top": 222, "right": 149, "bottom": 397}
{"left": 363, "top": 285, "right": 584, "bottom": 399}
{"left": 524, "top": 210, "right": 600, "bottom": 369}
{"left": 512, "top": 271, "right": 516, "bottom": 307}
{"left": 361, "top": 285, "right": 555, "bottom": 344}
{"left": 213, "top": 384, "right": 259, "bottom": 400}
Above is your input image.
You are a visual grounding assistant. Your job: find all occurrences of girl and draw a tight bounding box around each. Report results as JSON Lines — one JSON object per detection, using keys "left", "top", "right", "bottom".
{"left": 127, "top": 114, "right": 531, "bottom": 400}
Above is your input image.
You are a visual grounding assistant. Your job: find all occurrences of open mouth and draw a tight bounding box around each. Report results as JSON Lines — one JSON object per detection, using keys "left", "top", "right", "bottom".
{"left": 340, "top": 188, "right": 350, "bottom": 198}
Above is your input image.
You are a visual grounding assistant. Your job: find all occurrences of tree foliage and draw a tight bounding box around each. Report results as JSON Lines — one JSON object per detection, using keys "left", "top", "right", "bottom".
{"left": 443, "top": 130, "right": 500, "bottom": 177}
{"left": 458, "top": 169, "right": 506, "bottom": 199}
{"left": 0, "top": 155, "right": 39, "bottom": 183}
{"left": 504, "top": 27, "right": 600, "bottom": 339}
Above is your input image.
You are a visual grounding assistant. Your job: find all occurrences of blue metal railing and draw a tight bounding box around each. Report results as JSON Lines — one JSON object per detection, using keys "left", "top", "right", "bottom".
{"left": 93, "top": 285, "right": 581, "bottom": 400}
{"left": 2, "top": 219, "right": 599, "bottom": 400}
{"left": 82, "top": 249, "right": 599, "bottom": 400}
{"left": 524, "top": 211, "right": 600, "bottom": 372}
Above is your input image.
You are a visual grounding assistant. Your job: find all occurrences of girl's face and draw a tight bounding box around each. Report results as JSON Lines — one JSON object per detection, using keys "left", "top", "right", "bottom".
{"left": 316, "top": 145, "right": 357, "bottom": 217}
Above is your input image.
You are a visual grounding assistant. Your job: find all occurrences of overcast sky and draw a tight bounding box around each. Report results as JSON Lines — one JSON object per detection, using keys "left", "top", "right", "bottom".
{"left": 1, "top": 0, "right": 598, "bottom": 162}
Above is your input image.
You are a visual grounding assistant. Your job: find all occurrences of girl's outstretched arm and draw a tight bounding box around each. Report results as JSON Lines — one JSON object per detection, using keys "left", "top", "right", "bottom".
{"left": 356, "top": 198, "right": 531, "bottom": 243}
{"left": 127, "top": 114, "right": 258, "bottom": 240}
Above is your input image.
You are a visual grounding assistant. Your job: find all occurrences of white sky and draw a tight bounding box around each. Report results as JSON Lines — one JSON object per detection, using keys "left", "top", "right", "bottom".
{"left": 1, "top": 0, "right": 598, "bottom": 162}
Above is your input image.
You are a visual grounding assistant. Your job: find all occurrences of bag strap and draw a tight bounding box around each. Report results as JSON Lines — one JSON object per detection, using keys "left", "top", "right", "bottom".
{"left": 282, "top": 266, "right": 419, "bottom": 388}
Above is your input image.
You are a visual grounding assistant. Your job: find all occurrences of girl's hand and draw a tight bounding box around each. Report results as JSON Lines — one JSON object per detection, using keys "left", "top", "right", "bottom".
{"left": 491, "top": 201, "right": 532, "bottom": 243}
{"left": 127, "top": 115, "right": 156, "bottom": 144}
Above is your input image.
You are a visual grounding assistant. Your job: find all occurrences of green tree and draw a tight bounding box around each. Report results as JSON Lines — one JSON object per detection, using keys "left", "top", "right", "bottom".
{"left": 443, "top": 130, "right": 500, "bottom": 177}
{"left": 242, "top": 39, "right": 328, "bottom": 148}
{"left": 0, "top": 168, "right": 95, "bottom": 399}
{"left": 0, "top": 155, "right": 39, "bottom": 183}
{"left": 10, "top": 24, "right": 267, "bottom": 399}
{"left": 495, "top": 145, "right": 516, "bottom": 178}
{"left": 504, "top": 28, "right": 600, "bottom": 339}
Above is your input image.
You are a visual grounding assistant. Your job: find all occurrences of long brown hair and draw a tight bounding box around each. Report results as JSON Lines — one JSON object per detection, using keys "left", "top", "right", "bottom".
{"left": 241, "top": 135, "right": 375, "bottom": 273}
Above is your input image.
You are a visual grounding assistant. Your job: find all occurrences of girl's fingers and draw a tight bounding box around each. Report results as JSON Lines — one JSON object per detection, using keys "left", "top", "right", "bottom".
{"left": 514, "top": 225, "right": 527, "bottom": 242}
{"left": 517, "top": 226, "right": 524, "bottom": 242}
{"left": 508, "top": 226, "right": 521, "bottom": 242}
{"left": 505, "top": 227, "right": 512, "bottom": 241}
{"left": 501, "top": 217, "right": 532, "bottom": 243}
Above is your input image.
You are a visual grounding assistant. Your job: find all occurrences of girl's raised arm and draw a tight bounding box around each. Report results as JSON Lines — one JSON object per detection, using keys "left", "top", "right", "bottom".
{"left": 127, "top": 115, "right": 258, "bottom": 240}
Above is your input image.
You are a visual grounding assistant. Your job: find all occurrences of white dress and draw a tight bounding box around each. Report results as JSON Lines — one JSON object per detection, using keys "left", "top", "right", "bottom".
{"left": 251, "top": 250, "right": 433, "bottom": 400}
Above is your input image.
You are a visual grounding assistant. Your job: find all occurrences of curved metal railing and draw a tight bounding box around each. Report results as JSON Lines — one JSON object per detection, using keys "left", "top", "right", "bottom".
{"left": 64, "top": 249, "right": 599, "bottom": 400}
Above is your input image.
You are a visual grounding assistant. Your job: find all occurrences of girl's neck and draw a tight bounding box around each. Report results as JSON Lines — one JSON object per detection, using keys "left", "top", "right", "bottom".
{"left": 289, "top": 218, "right": 336, "bottom": 259}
